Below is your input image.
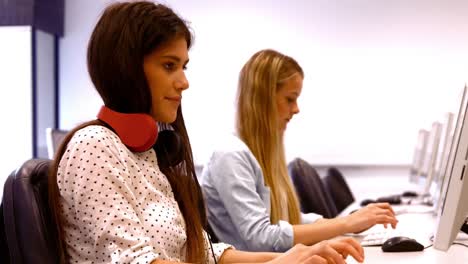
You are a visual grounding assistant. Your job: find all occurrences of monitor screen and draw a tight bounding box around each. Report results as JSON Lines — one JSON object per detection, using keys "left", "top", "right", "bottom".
{"left": 422, "top": 121, "right": 443, "bottom": 195}
{"left": 409, "top": 129, "right": 429, "bottom": 183}
{"left": 432, "top": 112, "right": 455, "bottom": 207}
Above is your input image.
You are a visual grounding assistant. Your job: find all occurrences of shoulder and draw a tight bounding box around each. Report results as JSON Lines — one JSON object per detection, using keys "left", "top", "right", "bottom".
{"left": 209, "top": 135, "right": 255, "bottom": 163}
{"left": 67, "top": 125, "right": 124, "bottom": 152}
{"left": 60, "top": 125, "right": 138, "bottom": 167}
{"left": 203, "top": 134, "right": 261, "bottom": 177}
{"left": 71, "top": 125, "right": 120, "bottom": 144}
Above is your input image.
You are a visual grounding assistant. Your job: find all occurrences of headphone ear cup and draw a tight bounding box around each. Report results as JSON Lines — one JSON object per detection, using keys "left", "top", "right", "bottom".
{"left": 154, "top": 130, "right": 184, "bottom": 169}
{"left": 97, "top": 106, "right": 158, "bottom": 152}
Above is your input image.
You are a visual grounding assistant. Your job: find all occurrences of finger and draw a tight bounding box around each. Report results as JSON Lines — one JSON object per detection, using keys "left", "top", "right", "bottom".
{"left": 350, "top": 238, "right": 365, "bottom": 261}
{"left": 372, "top": 208, "right": 398, "bottom": 222}
{"left": 342, "top": 237, "right": 365, "bottom": 259}
{"left": 323, "top": 245, "right": 346, "bottom": 264}
{"left": 373, "top": 207, "right": 396, "bottom": 217}
{"left": 306, "top": 255, "right": 327, "bottom": 264}
{"left": 325, "top": 256, "right": 338, "bottom": 264}
{"left": 332, "top": 240, "right": 364, "bottom": 263}
{"left": 374, "top": 203, "right": 396, "bottom": 215}
{"left": 375, "top": 215, "right": 399, "bottom": 227}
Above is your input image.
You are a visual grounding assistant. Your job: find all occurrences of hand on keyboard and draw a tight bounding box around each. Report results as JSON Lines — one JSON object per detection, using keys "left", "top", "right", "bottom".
{"left": 344, "top": 203, "right": 398, "bottom": 234}
{"left": 272, "top": 237, "right": 365, "bottom": 264}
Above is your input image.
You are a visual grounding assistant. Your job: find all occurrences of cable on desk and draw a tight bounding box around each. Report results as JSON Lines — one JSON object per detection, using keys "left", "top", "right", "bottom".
{"left": 424, "top": 244, "right": 433, "bottom": 249}
{"left": 452, "top": 242, "right": 468, "bottom": 248}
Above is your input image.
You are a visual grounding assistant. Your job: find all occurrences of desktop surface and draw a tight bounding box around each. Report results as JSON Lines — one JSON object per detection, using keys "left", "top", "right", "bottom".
{"left": 337, "top": 168, "right": 468, "bottom": 264}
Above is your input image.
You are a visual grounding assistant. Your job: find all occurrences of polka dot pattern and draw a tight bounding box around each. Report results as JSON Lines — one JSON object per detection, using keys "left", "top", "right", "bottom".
{"left": 57, "top": 126, "right": 231, "bottom": 263}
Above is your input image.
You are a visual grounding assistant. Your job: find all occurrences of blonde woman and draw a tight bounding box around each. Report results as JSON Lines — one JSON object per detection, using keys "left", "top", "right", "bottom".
{"left": 200, "top": 49, "right": 398, "bottom": 253}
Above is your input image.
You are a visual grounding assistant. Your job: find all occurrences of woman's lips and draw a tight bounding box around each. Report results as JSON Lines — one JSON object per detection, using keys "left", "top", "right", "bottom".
{"left": 166, "top": 96, "right": 181, "bottom": 102}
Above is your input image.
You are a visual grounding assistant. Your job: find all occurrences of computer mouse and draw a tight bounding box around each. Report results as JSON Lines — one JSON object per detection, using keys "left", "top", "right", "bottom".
{"left": 381, "top": 236, "right": 424, "bottom": 252}
{"left": 376, "top": 195, "right": 402, "bottom": 205}
{"left": 402, "top": 191, "right": 419, "bottom": 197}
{"left": 360, "top": 199, "right": 376, "bottom": 206}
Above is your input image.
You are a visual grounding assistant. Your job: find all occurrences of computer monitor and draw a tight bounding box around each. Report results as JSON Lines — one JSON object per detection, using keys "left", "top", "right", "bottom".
{"left": 431, "top": 112, "right": 455, "bottom": 206}
{"left": 422, "top": 121, "right": 442, "bottom": 195}
{"left": 409, "top": 129, "right": 429, "bottom": 183}
{"left": 433, "top": 85, "right": 468, "bottom": 251}
{"left": 434, "top": 88, "right": 467, "bottom": 213}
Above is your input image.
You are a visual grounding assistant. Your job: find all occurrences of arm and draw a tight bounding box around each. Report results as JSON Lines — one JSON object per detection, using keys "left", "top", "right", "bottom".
{"left": 294, "top": 203, "right": 398, "bottom": 245}
{"left": 219, "top": 238, "right": 365, "bottom": 264}
{"left": 151, "top": 261, "right": 189, "bottom": 264}
{"left": 207, "top": 143, "right": 396, "bottom": 250}
{"left": 293, "top": 218, "right": 347, "bottom": 245}
{"left": 151, "top": 239, "right": 365, "bottom": 264}
{"left": 300, "top": 212, "right": 323, "bottom": 224}
{"left": 149, "top": 249, "right": 279, "bottom": 264}
{"left": 219, "top": 249, "right": 279, "bottom": 264}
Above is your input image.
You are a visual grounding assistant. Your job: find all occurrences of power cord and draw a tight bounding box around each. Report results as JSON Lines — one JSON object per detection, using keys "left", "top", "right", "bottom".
{"left": 208, "top": 233, "right": 218, "bottom": 264}
{"left": 452, "top": 242, "right": 468, "bottom": 248}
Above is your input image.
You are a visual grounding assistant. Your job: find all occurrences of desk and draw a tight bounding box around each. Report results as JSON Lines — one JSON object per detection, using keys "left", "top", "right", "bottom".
{"left": 337, "top": 169, "right": 468, "bottom": 264}
{"left": 343, "top": 211, "right": 468, "bottom": 264}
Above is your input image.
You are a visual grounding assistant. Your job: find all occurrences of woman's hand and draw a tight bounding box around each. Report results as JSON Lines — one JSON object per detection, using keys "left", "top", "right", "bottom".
{"left": 345, "top": 202, "right": 398, "bottom": 233}
{"left": 267, "top": 237, "right": 364, "bottom": 264}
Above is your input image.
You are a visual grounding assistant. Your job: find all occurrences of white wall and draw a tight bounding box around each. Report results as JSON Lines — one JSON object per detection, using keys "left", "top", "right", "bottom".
{"left": 0, "top": 26, "right": 33, "bottom": 192}
{"left": 59, "top": 0, "right": 468, "bottom": 166}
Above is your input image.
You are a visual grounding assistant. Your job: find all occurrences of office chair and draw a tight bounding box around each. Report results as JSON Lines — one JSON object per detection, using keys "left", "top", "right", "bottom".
{"left": 2, "top": 158, "right": 60, "bottom": 263}
{"left": 0, "top": 203, "right": 10, "bottom": 263}
{"left": 46, "top": 128, "right": 69, "bottom": 159}
{"left": 323, "top": 167, "right": 355, "bottom": 214}
{"left": 288, "top": 158, "right": 338, "bottom": 218}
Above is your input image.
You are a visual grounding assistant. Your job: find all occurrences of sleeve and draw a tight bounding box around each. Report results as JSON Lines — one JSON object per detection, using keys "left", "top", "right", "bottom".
{"left": 301, "top": 212, "right": 323, "bottom": 224}
{"left": 58, "top": 133, "right": 159, "bottom": 264}
{"left": 208, "top": 151, "right": 294, "bottom": 252}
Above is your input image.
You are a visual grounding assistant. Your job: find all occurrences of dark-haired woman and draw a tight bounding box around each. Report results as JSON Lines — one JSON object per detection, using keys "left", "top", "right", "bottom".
{"left": 49, "top": 1, "right": 364, "bottom": 263}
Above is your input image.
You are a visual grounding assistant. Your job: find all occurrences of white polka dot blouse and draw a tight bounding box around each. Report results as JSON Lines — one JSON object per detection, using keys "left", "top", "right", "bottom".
{"left": 57, "top": 125, "right": 231, "bottom": 263}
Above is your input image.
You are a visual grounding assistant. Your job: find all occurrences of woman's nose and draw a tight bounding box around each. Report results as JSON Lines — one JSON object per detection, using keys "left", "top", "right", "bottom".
{"left": 175, "top": 72, "right": 189, "bottom": 90}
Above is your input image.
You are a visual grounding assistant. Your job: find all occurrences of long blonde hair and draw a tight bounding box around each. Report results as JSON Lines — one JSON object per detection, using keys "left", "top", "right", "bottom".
{"left": 236, "top": 49, "right": 303, "bottom": 224}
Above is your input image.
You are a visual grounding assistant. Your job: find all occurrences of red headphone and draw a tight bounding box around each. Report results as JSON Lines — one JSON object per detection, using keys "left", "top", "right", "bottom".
{"left": 97, "top": 105, "right": 158, "bottom": 152}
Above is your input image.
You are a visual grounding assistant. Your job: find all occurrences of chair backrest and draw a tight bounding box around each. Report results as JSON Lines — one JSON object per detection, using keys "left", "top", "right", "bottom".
{"left": 288, "top": 158, "right": 338, "bottom": 218}
{"left": 2, "top": 159, "right": 60, "bottom": 263}
{"left": 46, "top": 128, "right": 69, "bottom": 159}
{"left": 323, "top": 167, "right": 355, "bottom": 214}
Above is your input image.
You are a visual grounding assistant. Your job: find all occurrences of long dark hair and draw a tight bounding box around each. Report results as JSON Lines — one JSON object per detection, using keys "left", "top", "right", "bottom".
{"left": 48, "top": 2, "right": 207, "bottom": 262}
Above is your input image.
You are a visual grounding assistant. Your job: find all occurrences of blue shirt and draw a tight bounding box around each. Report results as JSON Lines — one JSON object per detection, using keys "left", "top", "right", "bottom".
{"left": 200, "top": 135, "right": 322, "bottom": 252}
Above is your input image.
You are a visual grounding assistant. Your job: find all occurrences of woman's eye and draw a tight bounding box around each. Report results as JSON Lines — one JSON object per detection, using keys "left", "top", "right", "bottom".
{"left": 164, "top": 62, "right": 175, "bottom": 70}
{"left": 287, "top": 97, "right": 294, "bottom": 103}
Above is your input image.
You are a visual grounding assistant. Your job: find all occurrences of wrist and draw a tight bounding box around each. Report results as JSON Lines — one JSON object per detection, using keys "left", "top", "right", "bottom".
{"left": 337, "top": 216, "right": 350, "bottom": 234}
